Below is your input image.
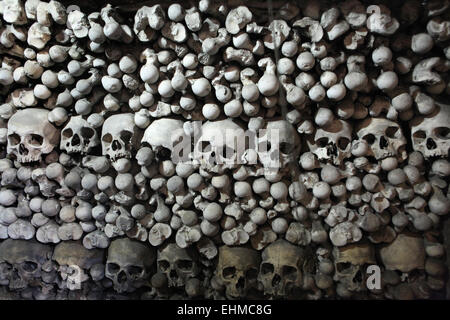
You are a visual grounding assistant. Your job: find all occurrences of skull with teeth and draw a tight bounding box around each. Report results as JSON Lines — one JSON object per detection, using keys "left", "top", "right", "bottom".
{"left": 7, "top": 109, "right": 60, "bottom": 163}
{"left": 105, "top": 238, "right": 155, "bottom": 293}
{"left": 101, "top": 114, "right": 142, "bottom": 162}
{"left": 307, "top": 119, "right": 352, "bottom": 166}
{"left": 60, "top": 116, "right": 99, "bottom": 155}
{"left": 258, "top": 239, "right": 314, "bottom": 298}
{"left": 53, "top": 241, "right": 104, "bottom": 291}
{"left": 0, "top": 239, "right": 53, "bottom": 290}
{"left": 216, "top": 246, "right": 260, "bottom": 299}
{"left": 156, "top": 242, "right": 200, "bottom": 288}
{"left": 356, "top": 117, "right": 407, "bottom": 161}
{"left": 410, "top": 103, "right": 450, "bottom": 159}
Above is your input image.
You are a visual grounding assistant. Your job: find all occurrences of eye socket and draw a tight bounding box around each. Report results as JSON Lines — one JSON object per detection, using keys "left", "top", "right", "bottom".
{"left": 261, "top": 263, "right": 274, "bottom": 275}
{"left": 413, "top": 130, "right": 426, "bottom": 140}
{"left": 246, "top": 268, "right": 258, "bottom": 280}
{"left": 29, "top": 134, "right": 43, "bottom": 146}
{"left": 177, "top": 259, "right": 193, "bottom": 271}
{"left": 385, "top": 126, "right": 399, "bottom": 138}
{"left": 120, "top": 131, "right": 133, "bottom": 143}
{"left": 316, "top": 137, "right": 329, "bottom": 148}
{"left": 128, "top": 266, "right": 143, "bottom": 276}
{"left": 62, "top": 128, "right": 73, "bottom": 138}
{"left": 336, "top": 262, "right": 351, "bottom": 273}
{"left": 102, "top": 133, "right": 112, "bottom": 143}
{"left": 8, "top": 133, "right": 20, "bottom": 145}
{"left": 363, "top": 134, "right": 376, "bottom": 145}
{"left": 81, "top": 127, "right": 95, "bottom": 139}
{"left": 337, "top": 137, "right": 350, "bottom": 150}
{"left": 435, "top": 127, "right": 450, "bottom": 139}
{"left": 158, "top": 260, "right": 170, "bottom": 272}
{"left": 280, "top": 142, "right": 294, "bottom": 154}
{"left": 282, "top": 265, "right": 297, "bottom": 277}
{"left": 222, "top": 266, "right": 236, "bottom": 279}
{"left": 107, "top": 263, "right": 120, "bottom": 274}
{"left": 21, "top": 261, "right": 38, "bottom": 272}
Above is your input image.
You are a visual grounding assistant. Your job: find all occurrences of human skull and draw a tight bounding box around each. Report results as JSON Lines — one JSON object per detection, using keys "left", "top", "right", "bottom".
{"left": 332, "top": 242, "right": 376, "bottom": 294}
{"left": 141, "top": 118, "right": 190, "bottom": 162}
{"left": 195, "top": 119, "right": 246, "bottom": 173}
{"left": 101, "top": 114, "right": 142, "bottom": 162}
{"left": 410, "top": 103, "right": 450, "bottom": 159}
{"left": 307, "top": 119, "right": 352, "bottom": 166}
{"left": 60, "top": 116, "right": 99, "bottom": 155}
{"left": 0, "top": 239, "right": 53, "bottom": 290}
{"left": 257, "top": 120, "right": 301, "bottom": 172}
{"left": 157, "top": 242, "right": 199, "bottom": 288}
{"left": 7, "top": 109, "right": 59, "bottom": 163}
{"left": 258, "top": 239, "right": 313, "bottom": 298}
{"left": 356, "top": 118, "right": 407, "bottom": 161}
{"left": 53, "top": 241, "right": 104, "bottom": 291}
{"left": 216, "top": 246, "right": 260, "bottom": 299}
{"left": 105, "top": 238, "right": 155, "bottom": 293}
{"left": 379, "top": 233, "right": 425, "bottom": 273}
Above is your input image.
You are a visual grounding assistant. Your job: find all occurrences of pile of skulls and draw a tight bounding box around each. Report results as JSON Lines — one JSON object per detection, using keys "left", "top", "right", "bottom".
{"left": 0, "top": 0, "right": 449, "bottom": 300}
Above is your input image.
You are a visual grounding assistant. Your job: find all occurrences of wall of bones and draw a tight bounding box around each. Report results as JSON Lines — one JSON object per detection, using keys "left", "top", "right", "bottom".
{"left": 0, "top": 0, "right": 449, "bottom": 300}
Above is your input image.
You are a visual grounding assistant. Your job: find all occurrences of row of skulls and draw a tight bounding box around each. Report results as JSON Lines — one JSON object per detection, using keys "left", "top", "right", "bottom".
{"left": 6, "top": 103, "right": 450, "bottom": 169}
{"left": 0, "top": 233, "right": 435, "bottom": 299}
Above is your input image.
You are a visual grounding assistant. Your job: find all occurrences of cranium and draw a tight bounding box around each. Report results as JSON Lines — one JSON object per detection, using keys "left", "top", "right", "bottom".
{"left": 379, "top": 233, "right": 425, "bottom": 273}
{"left": 257, "top": 120, "right": 301, "bottom": 172}
{"left": 356, "top": 117, "right": 407, "bottom": 161}
{"left": 101, "top": 114, "right": 142, "bottom": 162}
{"left": 141, "top": 118, "right": 190, "bottom": 162}
{"left": 105, "top": 238, "right": 156, "bottom": 293}
{"left": 307, "top": 119, "right": 352, "bottom": 166}
{"left": 216, "top": 246, "right": 260, "bottom": 299}
{"left": 53, "top": 241, "right": 104, "bottom": 291}
{"left": 410, "top": 103, "right": 450, "bottom": 159}
{"left": 157, "top": 242, "right": 199, "bottom": 288}
{"left": 332, "top": 242, "right": 376, "bottom": 294}
{"left": 258, "top": 239, "right": 313, "bottom": 298}
{"left": 60, "top": 116, "right": 99, "bottom": 155}
{"left": 0, "top": 239, "right": 53, "bottom": 290}
{"left": 7, "top": 108, "right": 59, "bottom": 163}
{"left": 195, "top": 119, "right": 247, "bottom": 173}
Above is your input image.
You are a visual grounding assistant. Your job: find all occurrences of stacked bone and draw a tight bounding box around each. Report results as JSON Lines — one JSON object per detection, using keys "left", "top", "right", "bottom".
{"left": 0, "top": 0, "right": 449, "bottom": 300}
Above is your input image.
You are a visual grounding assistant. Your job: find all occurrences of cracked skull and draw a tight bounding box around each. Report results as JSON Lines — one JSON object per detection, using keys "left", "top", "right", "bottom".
{"left": 105, "top": 238, "right": 155, "bottom": 293}
{"left": 157, "top": 242, "right": 199, "bottom": 288}
{"left": 410, "top": 102, "right": 450, "bottom": 159}
{"left": 216, "top": 246, "right": 260, "bottom": 299}
{"left": 101, "top": 113, "right": 142, "bottom": 162}
{"left": 7, "top": 108, "right": 59, "bottom": 163}
{"left": 60, "top": 116, "right": 99, "bottom": 155}
{"left": 0, "top": 239, "right": 53, "bottom": 290}
{"left": 356, "top": 118, "right": 407, "bottom": 161}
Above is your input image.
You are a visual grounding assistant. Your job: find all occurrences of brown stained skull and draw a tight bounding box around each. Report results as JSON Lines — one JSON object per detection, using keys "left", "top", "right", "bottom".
{"left": 258, "top": 239, "right": 313, "bottom": 298}
{"left": 53, "top": 241, "right": 104, "bottom": 291}
{"left": 7, "top": 108, "right": 59, "bottom": 163}
{"left": 216, "top": 246, "right": 260, "bottom": 299}
{"left": 307, "top": 119, "right": 352, "bottom": 166}
{"left": 0, "top": 239, "right": 53, "bottom": 290}
{"left": 105, "top": 238, "right": 155, "bottom": 293}
{"left": 410, "top": 102, "right": 450, "bottom": 159}
{"left": 60, "top": 116, "right": 99, "bottom": 155}
{"left": 356, "top": 118, "right": 407, "bottom": 161}
{"left": 157, "top": 242, "right": 199, "bottom": 288}
{"left": 332, "top": 242, "right": 376, "bottom": 294}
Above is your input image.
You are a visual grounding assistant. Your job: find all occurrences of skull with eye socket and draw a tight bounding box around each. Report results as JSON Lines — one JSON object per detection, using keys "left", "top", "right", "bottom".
{"left": 216, "top": 246, "right": 260, "bottom": 299}
{"left": 60, "top": 116, "right": 99, "bottom": 155}
{"left": 356, "top": 118, "right": 407, "bottom": 161}
{"left": 101, "top": 114, "right": 142, "bottom": 163}
{"left": 307, "top": 119, "right": 352, "bottom": 166}
{"left": 157, "top": 242, "right": 200, "bottom": 288}
{"left": 105, "top": 238, "right": 156, "bottom": 293}
{"left": 258, "top": 239, "right": 314, "bottom": 298}
{"left": 7, "top": 108, "right": 59, "bottom": 164}
{"left": 0, "top": 239, "right": 53, "bottom": 290}
{"left": 410, "top": 102, "right": 450, "bottom": 159}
